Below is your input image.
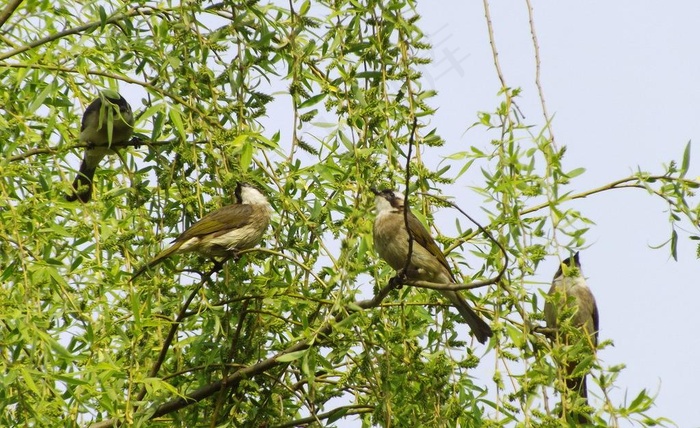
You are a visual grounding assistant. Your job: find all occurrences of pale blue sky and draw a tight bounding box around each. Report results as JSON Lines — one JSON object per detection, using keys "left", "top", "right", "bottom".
{"left": 417, "top": 1, "right": 700, "bottom": 426}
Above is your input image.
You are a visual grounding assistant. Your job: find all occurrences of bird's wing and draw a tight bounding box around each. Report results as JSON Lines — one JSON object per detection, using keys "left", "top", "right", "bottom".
{"left": 81, "top": 98, "right": 102, "bottom": 132}
{"left": 176, "top": 204, "right": 253, "bottom": 241}
{"left": 405, "top": 212, "right": 455, "bottom": 281}
{"left": 591, "top": 299, "right": 600, "bottom": 346}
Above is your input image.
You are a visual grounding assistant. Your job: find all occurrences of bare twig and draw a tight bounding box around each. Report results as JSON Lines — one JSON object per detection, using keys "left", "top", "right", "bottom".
{"left": 8, "top": 139, "right": 203, "bottom": 162}
{"left": 12, "top": 139, "right": 147, "bottom": 162}
{"left": 405, "top": 278, "right": 497, "bottom": 291}
{"left": 482, "top": 0, "right": 507, "bottom": 90}
{"left": 524, "top": 0, "right": 556, "bottom": 147}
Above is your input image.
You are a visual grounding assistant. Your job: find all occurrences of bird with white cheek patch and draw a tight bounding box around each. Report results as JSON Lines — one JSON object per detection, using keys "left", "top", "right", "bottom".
{"left": 131, "top": 182, "right": 272, "bottom": 280}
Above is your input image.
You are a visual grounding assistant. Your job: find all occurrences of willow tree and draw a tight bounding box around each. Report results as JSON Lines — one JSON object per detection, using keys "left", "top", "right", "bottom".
{"left": 1, "top": 1, "right": 697, "bottom": 427}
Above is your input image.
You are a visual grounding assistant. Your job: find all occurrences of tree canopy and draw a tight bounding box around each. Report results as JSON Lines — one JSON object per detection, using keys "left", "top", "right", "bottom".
{"left": 1, "top": 1, "right": 697, "bottom": 427}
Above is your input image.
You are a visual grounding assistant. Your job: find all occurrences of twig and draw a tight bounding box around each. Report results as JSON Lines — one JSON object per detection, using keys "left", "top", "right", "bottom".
{"left": 419, "top": 192, "right": 509, "bottom": 287}
{"left": 482, "top": 0, "right": 507, "bottom": 90}
{"left": 524, "top": 0, "right": 556, "bottom": 147}
{"left": 0, "top": 9, "right": 153, "bottom": 61}
{"left": 405, "top": 278, "right": 497, "bottom": 291}
{"left": 0, "top": 0, "right": 22, "bottom": 30}
{"left": 269, "top": 405, "right": 374, "bottom": 428}
{"left": 8, "top": 138, "right": 181, "bottom": 162}
{"left": 401, "top": 118, "right": 419, "bottom": 276}
{"left": 134, "top": 280, "right": 205, "bottom": 404}
{"left": 445, "top": 174, "right": 699, "bottom": 254}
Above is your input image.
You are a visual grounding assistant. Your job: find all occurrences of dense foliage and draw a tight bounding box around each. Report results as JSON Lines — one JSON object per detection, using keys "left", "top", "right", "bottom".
{"left": 1, "top": 1, "right": 697, "bottom": 426}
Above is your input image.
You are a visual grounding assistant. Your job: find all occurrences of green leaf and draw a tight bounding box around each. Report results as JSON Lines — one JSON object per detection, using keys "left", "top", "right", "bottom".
{"left": 327, "top": 407, "right": 349, "bottom": 423}
{"left": 299, "top": 93, "right": 327, "bottom": 109}
{"left": 277, "top": 350, "right": 308, "bottom": 362}
{"left": 240, "top": 142, "right": 253, "bottom": 170}
{"left": 566, "top": 167, "right": 586, "bottom": 178}
{"left": 28, "top": 83, "right": 53, "bottom": 113}
{"left": 671, "top": 229, "right": 678, "bottom": 260}
{"left": 680, "top": 140, "right": 691, "bottom": 178}
{"left": 168, "top": 107, "right": 186, "bottom": 141}
{"left": 20, "top": 368, "right": 41, "bottom": 395}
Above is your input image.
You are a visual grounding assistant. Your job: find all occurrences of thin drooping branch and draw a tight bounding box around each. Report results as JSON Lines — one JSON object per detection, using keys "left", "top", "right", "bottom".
{"left": 420, "top": 192, "right": 509, "bottom": 288}
{"left": 445, "top": 174, "right": 700, "bottom": 254}
{"left": 0, "top": 63, "right": 215, "bottom": 127}
{"left": 482, "top": 0, "right": 507, "bottom": 91}
{"left": 269, "top": 405, "right": 374, "bottom": 428}
{"left": 0, "top": 9, "right": 155, "bottom": 61}
{"left": 524, "top": 0, "right": 556, "bottom": 147}
{"left": 401, "top": 118, "right": 419, "bottom": 276}
{"left": 405, "top": 277, "right": 499, "bottom": 292}
{"left": 134, "top": 280, "right": 205, "bottom": 403}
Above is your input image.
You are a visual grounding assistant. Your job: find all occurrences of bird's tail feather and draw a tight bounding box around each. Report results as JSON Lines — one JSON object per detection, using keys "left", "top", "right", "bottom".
{"left": 562, "top": 361, "right": 590, "bottom": 424}
{"left": 66, "top": 161, "right": 97, "bottom": 203}
{"left": 131, "top": 242, "right": 182, "bottom": 281}
{"left": 566, "top": 366, "right": 588, "bottom": 400}
{"left": 440, "top": 290, "right": 493, "bottom": 344}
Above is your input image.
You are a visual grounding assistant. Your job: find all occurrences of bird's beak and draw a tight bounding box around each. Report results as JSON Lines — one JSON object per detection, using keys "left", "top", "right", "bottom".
{"left": 370, "top": 187, "right": 380, "bottom": 195}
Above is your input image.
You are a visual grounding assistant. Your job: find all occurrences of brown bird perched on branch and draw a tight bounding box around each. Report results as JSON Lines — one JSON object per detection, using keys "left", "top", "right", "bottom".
{"left": 66, "top": 90, "right": 134, "bottom": 203}
{"left": 371, "top": 188, "right": 493, "bottom": 343}
{"left": 131, "top": 183, "right": 272, "bottom": 280}
{"left": 544, "top": 252, "right": 599, "bottom": 422}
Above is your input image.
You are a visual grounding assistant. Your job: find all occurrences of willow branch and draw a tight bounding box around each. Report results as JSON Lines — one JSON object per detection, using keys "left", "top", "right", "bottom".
{"left": 401, "top": 118, "right": 419, "bottom": 275}
{"left": 134, "top": 280, "right": 205, "bottom": 404}
{"left": 405, "top": 278, "right": 496, "bottom": 291}
{"left": 420, "top": 192, "right": 509, "bottom": 287}
{"left": 0, "top": 62, "right": 214, "bottom": 125}
{"left": 269, "top": 405, "right": 374, "bottom": 428}
{"left": 446, "top": 174, "right": 700, "bottom": 254}
{"left": 0, "top": 0, "right": 22, "bottom": 30}
{"left": 524, "top": 0, "right": 556, "bottom": 147}
{"left": 8, "top": 139, "right": 204, "bottom": 162}
{"left": 482, "top": 0, "right": 507, "bottom": 91}
{"left": 0, "top": 8, "right": 161, "bottom": 61}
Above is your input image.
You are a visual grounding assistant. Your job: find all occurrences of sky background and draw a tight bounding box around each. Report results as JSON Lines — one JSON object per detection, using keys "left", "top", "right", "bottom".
{"left": 415, "top": 1, "right": 699, "bottom": 426}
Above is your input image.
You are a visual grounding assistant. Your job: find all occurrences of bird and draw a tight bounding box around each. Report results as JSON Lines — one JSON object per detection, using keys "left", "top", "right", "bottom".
{"left": 131, "top": 183, "right": 272, "bottom": 280}
{"left": 544, "top": 252, "right": 599, "bottom": 421}
{"left": 371, "top": 188, "right": 493, "bottom": 343}
{"left": 66, "top": 90, "right": 135, "bottom": 203}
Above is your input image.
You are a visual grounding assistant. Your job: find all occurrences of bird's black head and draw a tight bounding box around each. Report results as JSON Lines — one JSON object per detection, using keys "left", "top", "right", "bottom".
{"left": 371, "top": 188, "right": 404, "bottom": 209}
{"left": 99, "top": 90, "right": 131, "bottom": 114}
{"left": 553, "top": 251, "right": 581, "bottom": 279}
{"left": 234, "top": 182, "right": 243, "bottom": 203}
{"left": 235, "top": 182, "right": 269, "bottom": 206}
{"left": 83, "top": 91, "right": 131, "bottom": 120}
